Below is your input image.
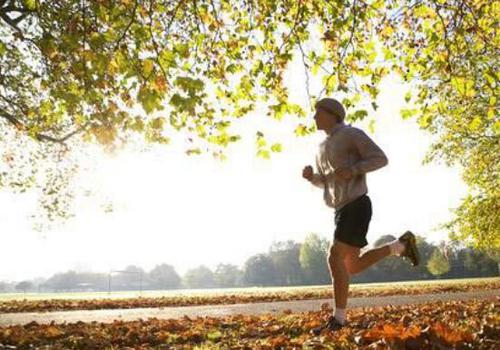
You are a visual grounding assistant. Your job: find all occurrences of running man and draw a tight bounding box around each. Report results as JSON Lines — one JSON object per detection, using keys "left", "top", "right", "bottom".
{"left": 302, "top": 97, "right": 420, "bottom": 334}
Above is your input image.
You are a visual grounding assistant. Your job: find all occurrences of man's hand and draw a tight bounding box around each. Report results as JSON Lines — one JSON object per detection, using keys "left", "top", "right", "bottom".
{"left": 302, "top": 165, "right": 314, "bottom": 181}
{"left": 334, "top": 167, "right": 353, "bottom": 180}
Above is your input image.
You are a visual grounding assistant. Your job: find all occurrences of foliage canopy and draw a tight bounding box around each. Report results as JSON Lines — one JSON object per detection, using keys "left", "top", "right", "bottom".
{"left": 0, "top": 0, "right": 498, "bottom": 249}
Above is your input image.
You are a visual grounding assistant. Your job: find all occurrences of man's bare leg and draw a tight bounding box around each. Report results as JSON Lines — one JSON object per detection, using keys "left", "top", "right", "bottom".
{"left": 312, "top": 239, "right": 357, "bottom": 334}
{"left": 344, "top": 244, "right": 391, "bottom": 275}
{"left": 328, "top": 239, "right": 358, "bottom": 320}
{"left": 313, "top": 236, "right": 409, "bottom": 335}
{"left": 327, "top": 239, "right": 405, "bottom": 321}
{"left": 344, "top": 238, "right": 407, "bottom": 275}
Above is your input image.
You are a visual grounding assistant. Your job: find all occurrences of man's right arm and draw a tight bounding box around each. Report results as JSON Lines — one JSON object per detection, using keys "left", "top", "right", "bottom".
{"left": 303, "top": 163, "right": 326, "bottom": 189}
{"left": 310, "top": 157, "right": 326, "bottom": 189}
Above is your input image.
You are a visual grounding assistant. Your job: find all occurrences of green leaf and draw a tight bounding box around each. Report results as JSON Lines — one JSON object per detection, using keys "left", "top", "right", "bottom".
{"left": 257, "top": 149, "right": 270, "bottom": 159}
{"left": 294, "top": 124, "right": 308, "bottom": 137}
{"left": 138, "top": 86, "right": 162, "bottom": 114}
{"left": 400, "top": 108, "right": 418, "bottom": 120}
{"left": 0, "top": 42, "right": 6, "bottom": 56}
{"left": 270, "top": 143, "right": 282, "bottom": 152}
{"left": 468, "top": 117, "right": 481, "bottom": 131}
{"left": 150, "top": 117, "right": 165, "bottom": 130}
{"left": 175, "top": 43, "right": 190, "bottom": 58}
{"left": 417, "top": 114, "right": 432, "bottom": 128}
{"left": 351, "top": 109, "right": 368, "bottom": 121}
{"left": 159, "top": 50, "right": 177, "bottom": 68}
{"left": 23, "top": 0, "right": 37, "bottom": 10}
{"left": 142, "top": 59, "right": 155, "bottom": 76}
{"left": 256, "top": 136, "right": 266, "bottom": 148}
{"left": 404, "top": 91, "right": 412, "bottom": 103}
{"left": 368, "top": 119, "right": 376, "bottom": 133}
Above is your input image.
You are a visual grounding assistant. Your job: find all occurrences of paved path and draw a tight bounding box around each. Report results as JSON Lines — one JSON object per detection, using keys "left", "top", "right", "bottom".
{"left": 0, "top": 289, "right": 498, "bottom": 326}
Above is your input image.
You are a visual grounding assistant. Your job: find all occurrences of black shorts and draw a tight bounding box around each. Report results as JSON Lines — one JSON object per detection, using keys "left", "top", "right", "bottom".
{"left": 334, "top": 194, "right": 372, "bottom": 248}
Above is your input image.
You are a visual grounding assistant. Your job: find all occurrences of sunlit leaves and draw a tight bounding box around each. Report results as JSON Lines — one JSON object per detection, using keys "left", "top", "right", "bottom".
{"left": 293, "top": 123, "right": 315, "bottom": 137}
{"left": 389, "top": 0, "right": 499, "bottom": 250}
{"left": 137, "top": 85, "right": 164, "bottom": 114}
{"left": 348, "top": 109, "right": 368, "bottom": 122}
{"left": 0, "top": 42, "right": 6, "bottom": 56}
{"left": 451, "top": 77, "right": 476, "bottom": 98}
{"left": 270, "top": 143, "right": 282, "bottom": 153}
{"left": 255, "top": 131, "right": 270, "bottom": 159}
{"left": 141, "top": 59, "right": 154, "bottom": 76}
{"left": 0, "top": 0, "right": 497, "bottom": 237}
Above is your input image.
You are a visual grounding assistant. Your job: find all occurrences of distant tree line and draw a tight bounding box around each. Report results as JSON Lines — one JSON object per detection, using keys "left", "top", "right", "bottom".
{"left": 2, "top": 234, "right": 498, "bottom": 293}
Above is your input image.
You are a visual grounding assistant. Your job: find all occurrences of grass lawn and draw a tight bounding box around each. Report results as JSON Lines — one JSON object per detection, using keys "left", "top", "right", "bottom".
{"left": 1, "top": 276, "right": 497, "bottom": 301}
{"left": 0, "top": 277, "right": 498, "bottom": 313}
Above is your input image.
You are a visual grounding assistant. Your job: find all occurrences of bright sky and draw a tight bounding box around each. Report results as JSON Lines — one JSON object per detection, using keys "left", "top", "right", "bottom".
{"left": 0, "top": 57, "right": 468, "bottom": 282}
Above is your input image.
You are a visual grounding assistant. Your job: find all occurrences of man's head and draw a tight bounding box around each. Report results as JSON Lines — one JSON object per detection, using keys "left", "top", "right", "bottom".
{"left": 313, "top": 98, "right": 346, "bottom": 132}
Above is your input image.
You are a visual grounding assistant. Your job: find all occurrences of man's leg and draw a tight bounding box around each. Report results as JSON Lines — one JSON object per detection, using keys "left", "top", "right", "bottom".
{"left": 344, "top": 240, "right": 405, "bottom": 275}
{"left": 312, "top": 241, "right": 353, "bottom": 335}
{"left": 328, "top": 239, "right": 358, "bottom": 322}
{"left": 327, "top": 238, "right": 405, "bottom": 321}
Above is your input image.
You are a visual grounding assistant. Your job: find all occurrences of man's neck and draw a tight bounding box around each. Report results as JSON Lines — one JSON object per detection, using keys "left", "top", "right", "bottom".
{"left": 325, "top": 121, "right": 346, "bottom": 136}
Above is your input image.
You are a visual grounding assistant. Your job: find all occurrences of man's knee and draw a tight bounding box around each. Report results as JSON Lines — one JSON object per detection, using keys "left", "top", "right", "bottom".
{"left": 345, "top": 259, "right": 361, "bottom": 275}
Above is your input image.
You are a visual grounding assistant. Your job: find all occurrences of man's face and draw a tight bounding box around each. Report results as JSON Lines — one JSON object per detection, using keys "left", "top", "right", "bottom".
{"left": 313, "top": 107, "right": 335, "bottom": 131}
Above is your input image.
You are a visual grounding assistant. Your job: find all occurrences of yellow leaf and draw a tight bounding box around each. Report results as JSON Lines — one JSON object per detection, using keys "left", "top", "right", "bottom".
{"left": 142, "top": 59, "right": 154, "bottom": 76}
{"left": 45, "top": 325, "right": 63, "bottom": 338}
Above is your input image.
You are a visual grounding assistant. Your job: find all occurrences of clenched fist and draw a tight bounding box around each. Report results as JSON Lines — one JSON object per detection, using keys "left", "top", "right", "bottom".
{"left": 302, "top": 165, "right": 314, "bottom": 181}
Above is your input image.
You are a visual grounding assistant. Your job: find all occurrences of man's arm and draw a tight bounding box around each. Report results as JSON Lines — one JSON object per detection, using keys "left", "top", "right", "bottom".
{"left": 303, "top": 164, "right": 326, "bottom": 188}
{"left": 350, "top": 128, "right": 388, "bottom": 175}
{"left": 309, "top": 173, "right": 326, "bottom": 188}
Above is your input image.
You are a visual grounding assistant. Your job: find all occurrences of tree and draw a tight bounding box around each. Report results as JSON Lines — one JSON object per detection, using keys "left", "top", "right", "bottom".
{"left": 462, "top": 248, "right": 498, "bottom": 277}
{"left": 111, "top": 265, "right": 145, "bottom": 290}
{"left": 243, "top": 254, "right": 276, "bottom": 287}
{"left": 484, "top": 249, "right": 500, "bottom": 276}
{"left": 44, "top": 270, "right": 79, "bottom": 291}
{"left": 387, "top": 1, "right": 499, "bottom": 252}
{"left": 427, "top": 248, "right": 451, "bottom": 277}
{"left": 15, "top": 280, "right": 33, "bottom": 293}
{"left": 213, "top": 263, "right": 243, "bottom": 288}
{"left": 44, "top": 270, "right": 108, "bottom": 291}
{"left": 269, "top": 240, "right": 304, "bottom": 286}
{"left": 1, "top": 1, "right": 497, "bottom": 251}
{"left": 299, "top": 233, "right": 330, "bottom": 285}
{"left": 182, "top": 265, "right": 215, "bottom": 289}
{"left": 148, "top": 263, "right": 181, "bottom": 290}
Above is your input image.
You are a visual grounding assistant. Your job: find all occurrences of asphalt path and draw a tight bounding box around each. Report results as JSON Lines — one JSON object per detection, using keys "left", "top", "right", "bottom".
{"left": 0, "top": 289, "right": 498, "bottom": 326}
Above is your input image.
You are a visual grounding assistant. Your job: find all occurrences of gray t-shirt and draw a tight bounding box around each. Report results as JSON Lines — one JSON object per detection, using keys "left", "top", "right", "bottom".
{"left": 310, "top": 123, "right": 388, "bottom": 210}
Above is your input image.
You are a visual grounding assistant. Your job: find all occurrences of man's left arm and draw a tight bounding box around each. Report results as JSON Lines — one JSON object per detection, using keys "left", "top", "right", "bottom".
{"left": 350, "top": 128, "right": 388, "bottom": 176}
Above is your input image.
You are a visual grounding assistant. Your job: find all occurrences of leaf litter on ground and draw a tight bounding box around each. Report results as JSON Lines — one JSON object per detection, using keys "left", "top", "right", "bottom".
{"left": 0, "top": 297, "right": 498, "bottom": 349}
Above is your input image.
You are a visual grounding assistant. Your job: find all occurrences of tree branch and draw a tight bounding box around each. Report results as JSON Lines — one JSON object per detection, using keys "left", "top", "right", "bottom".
{"left": 0, "top": 1, "right": 35, "bottom": 30}
{"left": 319, "top": 0, "right": 358, "bottom": 98}
{"left": 113, "top": 0, "right": 139, "bottom": 51}
{"left": 0, "top": 108, "right": 87, "bottom": 146}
